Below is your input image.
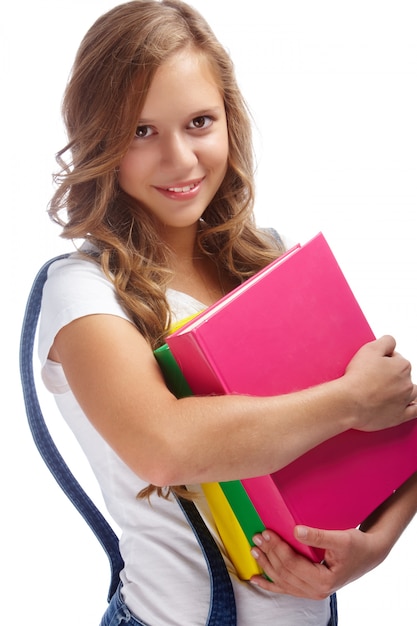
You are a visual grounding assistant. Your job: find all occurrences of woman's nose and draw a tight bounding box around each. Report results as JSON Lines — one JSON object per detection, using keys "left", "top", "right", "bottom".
{"left": 160, "top": 133, "right": 198, "bottom": 170}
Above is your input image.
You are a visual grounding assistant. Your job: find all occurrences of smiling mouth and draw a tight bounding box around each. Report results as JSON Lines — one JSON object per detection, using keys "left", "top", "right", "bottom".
{"left": 160, "top": 177, "right": 205, "bottom": 194}
{"left": 166, "top": 183, "right": 198, "bottom": 193}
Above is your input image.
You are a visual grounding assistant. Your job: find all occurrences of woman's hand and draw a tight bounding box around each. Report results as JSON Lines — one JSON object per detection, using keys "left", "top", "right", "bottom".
{"left": 342, "top": 335, "right": 417, "bottom": 432}
{"left": 249, "top": 525, "right": 389, "bottom": 600}
{"left": 250, "top": 472, "right": 417, "bottom": 599}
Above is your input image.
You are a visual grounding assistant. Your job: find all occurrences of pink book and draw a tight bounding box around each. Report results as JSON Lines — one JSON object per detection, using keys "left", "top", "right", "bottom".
{"left": 166, "top": 232, "right": 417, "bottom": 560}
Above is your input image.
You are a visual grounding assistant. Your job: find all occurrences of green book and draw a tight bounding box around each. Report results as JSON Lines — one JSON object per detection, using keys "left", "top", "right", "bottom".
{"left": 154, "top": 343, "right": 193, "bottom": 398}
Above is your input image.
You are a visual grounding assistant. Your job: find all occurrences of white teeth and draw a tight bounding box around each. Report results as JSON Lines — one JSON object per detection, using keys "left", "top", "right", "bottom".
{"left": 167, "top": 183, "right": 196, "bottom": 193}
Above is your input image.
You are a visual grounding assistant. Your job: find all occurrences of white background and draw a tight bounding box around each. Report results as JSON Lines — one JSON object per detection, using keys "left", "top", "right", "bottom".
{"left": 2, "top": 1, "right": 416, "bottom": 623}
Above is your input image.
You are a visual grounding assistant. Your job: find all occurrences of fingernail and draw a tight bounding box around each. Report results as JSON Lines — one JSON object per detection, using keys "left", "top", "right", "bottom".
{"left": 250, "top": 548, "right": 260, "bottom": 559}
{"left": 252, "top": 535, "right": 263, "bottom": 546}
{"left": 296, "top": 525, "right": 308, "bottom": 538}
{"left": 262, "top": 531, "right": 271, "bottom": 542}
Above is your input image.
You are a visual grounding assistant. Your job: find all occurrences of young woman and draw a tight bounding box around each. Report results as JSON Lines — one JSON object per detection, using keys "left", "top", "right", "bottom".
{"left": 39, "top": 2, "right": 417, "bottom": 624}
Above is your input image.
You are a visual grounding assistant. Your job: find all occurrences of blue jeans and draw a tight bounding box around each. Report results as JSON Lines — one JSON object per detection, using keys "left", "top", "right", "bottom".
{"left": 99, "top": 585, "right": 147, "bottom": 626}
{"left": 99, "top": 584, "right": 338, "bottom": 626}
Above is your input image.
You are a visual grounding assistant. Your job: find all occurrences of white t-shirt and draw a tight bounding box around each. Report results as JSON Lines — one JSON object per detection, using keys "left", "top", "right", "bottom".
{"left": 38, "top": 249, "right": 331, "bottom": 626}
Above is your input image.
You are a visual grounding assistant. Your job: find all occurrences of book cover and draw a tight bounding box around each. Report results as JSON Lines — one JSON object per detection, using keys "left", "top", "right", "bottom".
{"left": 165, "top": 232, "right": 417, "bottom": 560}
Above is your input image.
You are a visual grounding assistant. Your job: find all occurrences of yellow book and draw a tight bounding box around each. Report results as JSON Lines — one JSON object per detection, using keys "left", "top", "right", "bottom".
{"left": 201, "top": 482, "right": 262, "bottom": 579}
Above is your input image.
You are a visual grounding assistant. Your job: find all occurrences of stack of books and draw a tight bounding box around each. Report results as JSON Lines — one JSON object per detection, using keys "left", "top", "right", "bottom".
{"left": 155, "top": 232, "right": 417, "bottom": 579}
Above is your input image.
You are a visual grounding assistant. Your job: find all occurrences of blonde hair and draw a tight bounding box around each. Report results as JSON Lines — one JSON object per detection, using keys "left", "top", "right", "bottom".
{"left": 49, "top": 0, "right": 284, "bottom": 498}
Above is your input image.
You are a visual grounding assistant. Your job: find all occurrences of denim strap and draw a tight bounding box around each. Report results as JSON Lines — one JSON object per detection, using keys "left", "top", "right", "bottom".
{"left": 177, "top": 496, "right": 237, "bottom": 625}
{"left": 329, "top": 593, "right": 338, "bottom": 625}
{"left": 19, "top": 255, "right": 124, "bottom": 602}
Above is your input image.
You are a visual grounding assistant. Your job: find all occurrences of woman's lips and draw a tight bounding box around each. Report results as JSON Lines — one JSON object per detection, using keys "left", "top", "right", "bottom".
{"left": 155, "top": 178, "right": 204, "bottom": 200}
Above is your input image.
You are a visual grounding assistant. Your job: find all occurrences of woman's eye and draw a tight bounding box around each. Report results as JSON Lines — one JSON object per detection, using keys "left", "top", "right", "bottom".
{"left": 189, "top": 116, "right": 212, "bottom": 130}
{"left": 134, "top": 125, "right": 153, "bottom": 139}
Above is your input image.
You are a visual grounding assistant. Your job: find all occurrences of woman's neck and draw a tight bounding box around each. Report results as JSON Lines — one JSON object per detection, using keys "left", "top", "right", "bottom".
{"left": 159, "top": 223, "right": 200, "bottom": 263}
{"left": 158, "top": 222, "right": 237, "bottom": 305}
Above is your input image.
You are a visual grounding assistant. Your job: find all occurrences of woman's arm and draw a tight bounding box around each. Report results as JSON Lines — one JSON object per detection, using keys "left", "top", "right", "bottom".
{"left": 51, "top": 312, "right": 417, "bottom": 486}
{"left": 250, "top": 471, "right": 417, "bottom": 599}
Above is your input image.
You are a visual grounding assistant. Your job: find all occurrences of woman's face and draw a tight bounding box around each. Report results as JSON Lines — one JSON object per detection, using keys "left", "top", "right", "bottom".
{"left": 118, "top": 49, "right": 229, "bottom": 231}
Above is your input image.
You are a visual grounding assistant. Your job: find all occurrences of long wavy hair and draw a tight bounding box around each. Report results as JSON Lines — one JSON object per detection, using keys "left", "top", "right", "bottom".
{"left": 49, "top": 0, "right": 285, "bottom": 498}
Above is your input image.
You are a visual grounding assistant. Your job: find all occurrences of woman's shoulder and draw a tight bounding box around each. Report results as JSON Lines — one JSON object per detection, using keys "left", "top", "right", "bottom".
{"left": 39, "top": 246, "right": 132, "bottom": 365}
{"left": 46, "top": 248, "right": 104, "bottom": 285}
{"left": 44, "top": 239, "right": 120, "bottom": 298}
{"left": 45, "top": 240, "right": 101, "bottom": 277}
{"left": 43, "top": 247, "right": 129, "bottom": 314}
{"left": 43, "top": 252, "right": 115, "bottom": 318}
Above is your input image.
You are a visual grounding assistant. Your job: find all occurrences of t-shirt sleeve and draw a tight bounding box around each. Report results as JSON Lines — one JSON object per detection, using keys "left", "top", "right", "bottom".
{"left": 38, "top": 254, "right": 133, "bottom": 367}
